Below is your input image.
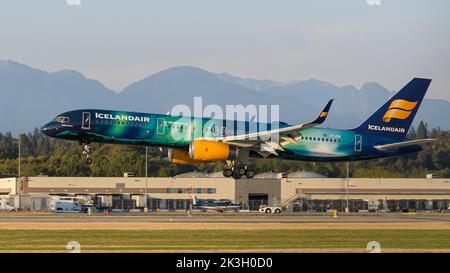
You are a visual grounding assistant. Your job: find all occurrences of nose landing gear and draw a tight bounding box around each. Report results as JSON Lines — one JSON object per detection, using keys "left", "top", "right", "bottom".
{"left": 81, "top": 141, "right": 92, "bottom": 165}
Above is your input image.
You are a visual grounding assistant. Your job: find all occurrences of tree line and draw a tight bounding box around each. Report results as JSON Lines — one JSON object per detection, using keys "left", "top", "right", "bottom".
{"left": 0, "top": 121, "right": 448, "bottom": 178}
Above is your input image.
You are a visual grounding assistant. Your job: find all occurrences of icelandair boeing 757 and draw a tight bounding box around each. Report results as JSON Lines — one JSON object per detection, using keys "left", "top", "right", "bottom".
{"left": 42, "top": 78, "right": 434, "bottom": 179}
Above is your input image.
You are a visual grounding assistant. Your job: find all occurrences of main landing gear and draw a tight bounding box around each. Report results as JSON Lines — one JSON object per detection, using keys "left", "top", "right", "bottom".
{"left": 81, "top": 141, "right": 92, "bottom": 165}
{"left": 223, "top": 162, "right": 256, "bottom": 179}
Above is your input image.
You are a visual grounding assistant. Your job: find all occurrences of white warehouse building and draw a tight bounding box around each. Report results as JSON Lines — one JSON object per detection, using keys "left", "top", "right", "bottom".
{"left": 1, "top": 173, "right": 450, "bottom": 212}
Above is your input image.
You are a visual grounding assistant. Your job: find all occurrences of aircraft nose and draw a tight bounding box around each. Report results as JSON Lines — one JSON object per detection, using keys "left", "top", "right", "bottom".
{"left": 41, "top": 122, "right": 60, "bottom": 136}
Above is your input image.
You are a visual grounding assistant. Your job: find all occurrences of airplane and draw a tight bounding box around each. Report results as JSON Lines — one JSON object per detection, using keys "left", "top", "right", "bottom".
{"left": 42, "top": 78, "right": 435, "bottom": 179}
{"left": 192, "top": 199, "right": 242, "bottom": 213}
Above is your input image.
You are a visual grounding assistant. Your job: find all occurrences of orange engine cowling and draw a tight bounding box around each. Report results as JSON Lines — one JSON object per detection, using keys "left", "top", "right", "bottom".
{"left": 189, "top": 140, "right": 238, "bottom": 161}
{"left": 168, "top": 148, "right": 204, "bottom": 165}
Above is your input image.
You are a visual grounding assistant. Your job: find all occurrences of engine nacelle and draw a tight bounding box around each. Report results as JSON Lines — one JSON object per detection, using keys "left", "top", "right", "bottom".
{"left": 189, "top": 140, "right": 238, "bottom": 161}
{"left": 168, "top": 148, "right": 203, "bottom": 165}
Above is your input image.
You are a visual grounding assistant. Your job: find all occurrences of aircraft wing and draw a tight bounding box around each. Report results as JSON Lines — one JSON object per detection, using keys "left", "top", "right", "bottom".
{"left": 374, "top": 139, "right": 435, "bottom": 151}
{"left": 203, "top": 99, "right": 334, "bottom": 145}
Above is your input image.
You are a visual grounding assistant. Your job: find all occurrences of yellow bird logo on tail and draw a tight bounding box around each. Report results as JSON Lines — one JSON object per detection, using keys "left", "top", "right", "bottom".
{"left": 383, "top": 99, "right": 417, "bottom": 123}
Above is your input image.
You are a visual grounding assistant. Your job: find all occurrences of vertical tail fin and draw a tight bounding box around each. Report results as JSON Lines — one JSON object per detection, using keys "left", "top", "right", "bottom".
{"left": 353, "top": 78, "right": 432, "bottom": 141}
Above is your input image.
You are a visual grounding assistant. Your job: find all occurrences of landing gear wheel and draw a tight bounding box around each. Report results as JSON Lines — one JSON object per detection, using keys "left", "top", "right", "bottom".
{"left": 82, "top": 142, "right": 92, "bottom": 165}
{"left": 227, "top": 159, "right": 251, "bottom": 180}
{"left": 245, "top": 169, "right": 256, "bottom": 178}
{"left": 223, "top": 169, "right": 233, "bottom": 178}
{"left": 232, "top": 172, "right": 242, "bottom": 180}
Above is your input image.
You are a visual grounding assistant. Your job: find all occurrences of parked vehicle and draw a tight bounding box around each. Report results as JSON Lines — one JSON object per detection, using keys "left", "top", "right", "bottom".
{"left": 0, "top": 197, "right": 15, "bottom": 211}
{"left": 259, "top": 205, "right": 282, "bottom": 214}
{"left": 50, "top": 197, "right": 82, "bottom": 213}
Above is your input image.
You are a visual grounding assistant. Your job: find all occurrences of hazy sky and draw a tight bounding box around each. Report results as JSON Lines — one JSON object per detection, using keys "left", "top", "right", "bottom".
{"left": 1, "top": 0, "right": 449, "bottom": 100}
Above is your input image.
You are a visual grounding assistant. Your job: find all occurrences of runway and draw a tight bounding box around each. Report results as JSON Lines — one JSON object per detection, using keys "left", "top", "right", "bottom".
{"left": 2, "top": 215, "right": 450, "bottom": 223}
{"left": 2, "top": 215, "right": 450, "bottom": 231}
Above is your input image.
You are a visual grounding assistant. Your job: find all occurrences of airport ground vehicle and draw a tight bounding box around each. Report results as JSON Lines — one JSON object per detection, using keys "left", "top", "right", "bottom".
{"left": 259, "top": 205, "right": 282, "bottom": 214}
{"left": 0, "top": 197, "right": 15, "bottom": 211}
{"left": 50, "top": 198, "right": 82, "bottom": 213}
{"left": 82, "top": 204, "right": 97, "bottom": 214}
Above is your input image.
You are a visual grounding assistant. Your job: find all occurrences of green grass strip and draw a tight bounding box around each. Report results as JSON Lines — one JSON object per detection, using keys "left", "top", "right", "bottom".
{"left": 1, "top": 229, "right": 450, "bottom": 251}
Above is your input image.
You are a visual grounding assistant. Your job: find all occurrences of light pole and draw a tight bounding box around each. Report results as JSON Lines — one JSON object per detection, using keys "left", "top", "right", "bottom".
{"left": 145, "top": 146, "right": 148, "bottom": 212}
{"left": 18, "top": 133, "right": 21, "bottom": 179}
{"left": 346, "top": 161, "right": 349, "bottom": 213}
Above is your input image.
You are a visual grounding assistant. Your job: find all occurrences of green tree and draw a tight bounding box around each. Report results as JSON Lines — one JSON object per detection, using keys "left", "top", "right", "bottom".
{"left": 416, "top": 121, "right": 428, "bottom": 139}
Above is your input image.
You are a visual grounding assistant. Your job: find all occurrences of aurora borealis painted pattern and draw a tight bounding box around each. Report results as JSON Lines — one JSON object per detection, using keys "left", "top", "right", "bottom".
{"left": 42, "top": 109, "right": 422, "bottom": 163}
{"left": 41, "top": 79, "right": 431, "bottom": 163}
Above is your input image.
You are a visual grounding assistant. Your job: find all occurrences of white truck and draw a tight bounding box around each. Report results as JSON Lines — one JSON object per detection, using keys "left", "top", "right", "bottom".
{"left": 50, "top": 197, "right": 82, "bottom": 213}
{"left": 0, "top": 197, "right": 15, "bottom": 211}
{"left": 259, "top": 205, "right": 282, "bottom": 214}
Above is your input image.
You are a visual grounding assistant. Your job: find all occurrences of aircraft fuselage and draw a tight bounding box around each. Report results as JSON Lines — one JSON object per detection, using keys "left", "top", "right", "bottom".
{"left": 42, "top": 109, "right": 420, "bottom": 162}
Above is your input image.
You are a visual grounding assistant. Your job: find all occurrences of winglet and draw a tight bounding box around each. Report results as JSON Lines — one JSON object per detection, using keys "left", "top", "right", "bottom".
{"left": 311, "top": 99, "right": 334, "bottom": 124}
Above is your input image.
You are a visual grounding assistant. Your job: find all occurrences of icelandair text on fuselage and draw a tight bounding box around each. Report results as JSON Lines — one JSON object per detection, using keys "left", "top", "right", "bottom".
{"left": 95, "top": 113, "right": 150, "bottom": 123}
{"left": 368, "top": 124, "right": 406, "bottom": 133}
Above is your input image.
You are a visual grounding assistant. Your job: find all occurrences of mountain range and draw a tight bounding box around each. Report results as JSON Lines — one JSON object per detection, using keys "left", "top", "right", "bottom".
{"left": 1, "top": 60, "right": 449, "bottom": 135}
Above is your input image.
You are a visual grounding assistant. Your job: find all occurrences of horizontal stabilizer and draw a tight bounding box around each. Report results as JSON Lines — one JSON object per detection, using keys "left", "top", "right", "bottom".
{"left": 374, "top": 139, "right": 435, "bottom": 151}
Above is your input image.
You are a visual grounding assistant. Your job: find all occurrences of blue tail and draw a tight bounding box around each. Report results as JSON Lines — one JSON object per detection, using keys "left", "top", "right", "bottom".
{"left": 354, "top": 78, "right": 432, "bottom": 141}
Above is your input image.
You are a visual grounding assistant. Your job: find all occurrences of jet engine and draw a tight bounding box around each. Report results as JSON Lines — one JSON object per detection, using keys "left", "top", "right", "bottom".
{"left": 167, "top": 148, "right": 203, "bottom": 165}
{"left": 189, "top": 140, "right": 238, "bottom": 161}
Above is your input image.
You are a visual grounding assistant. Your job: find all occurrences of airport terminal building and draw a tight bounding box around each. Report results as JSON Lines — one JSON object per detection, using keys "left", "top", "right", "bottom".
{"left": 1, "top": 172, "right": 450, "bottom": 212}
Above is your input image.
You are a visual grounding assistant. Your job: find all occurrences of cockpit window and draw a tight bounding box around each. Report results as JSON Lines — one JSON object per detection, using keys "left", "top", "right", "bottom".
{"left": 56, "top": 116, "right": 70, "bottom": 123}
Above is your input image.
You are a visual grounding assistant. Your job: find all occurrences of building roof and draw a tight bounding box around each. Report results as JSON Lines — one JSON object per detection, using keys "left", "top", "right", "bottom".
{"left": 288, "top": 171, "right": 327, "bottom": 178}
{"left": 253, "top": 172, "right": 281, "bottom": 179}
{"left": 174, "top": 171, "right": 209, "bottom": 178}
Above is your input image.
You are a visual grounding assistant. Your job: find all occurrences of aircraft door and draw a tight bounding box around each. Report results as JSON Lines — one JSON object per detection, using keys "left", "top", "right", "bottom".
{"left": 156, "top": 118, "right": 165, "bottom": 134}
{"left": 354, "top": 135, "right": 362, "bottom": 152}
{"left": 82, "top": 112, "right": 91, "bottom": 130}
